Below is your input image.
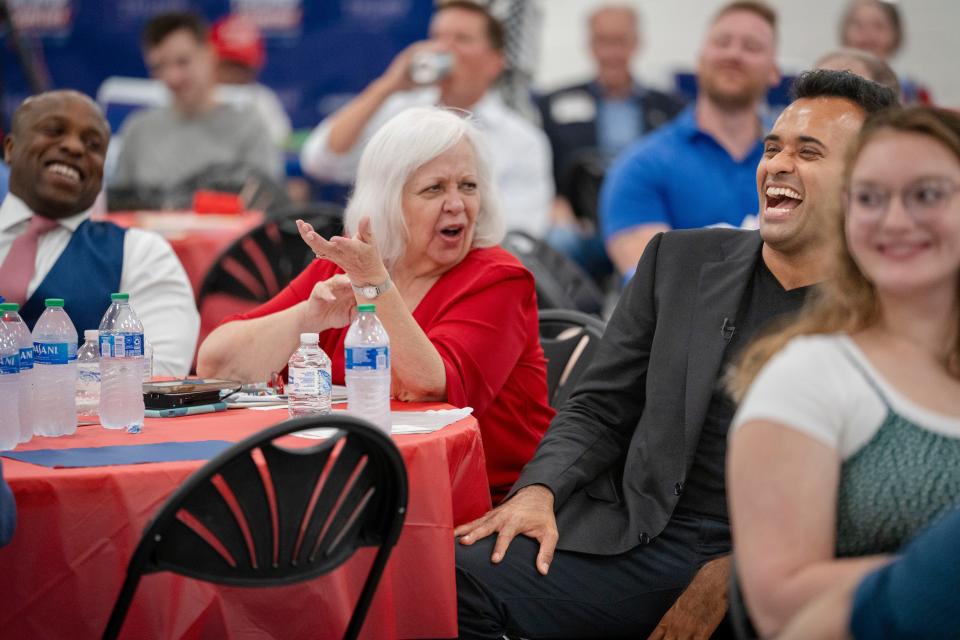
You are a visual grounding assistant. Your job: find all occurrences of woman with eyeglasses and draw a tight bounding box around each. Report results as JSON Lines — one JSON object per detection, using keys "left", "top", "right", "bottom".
{"left": 725, "top": 106, "right": 960, "bottom": 637}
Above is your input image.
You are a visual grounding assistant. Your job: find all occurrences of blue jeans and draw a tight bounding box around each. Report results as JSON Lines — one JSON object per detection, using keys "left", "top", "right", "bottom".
{"left": 456, "top": 511, "right": 731, "bottom": 639}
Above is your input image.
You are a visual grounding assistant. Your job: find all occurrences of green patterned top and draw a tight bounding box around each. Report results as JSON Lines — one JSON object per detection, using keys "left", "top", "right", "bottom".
{"left": 836, "top": 350, "right": 960, "bottom": 557}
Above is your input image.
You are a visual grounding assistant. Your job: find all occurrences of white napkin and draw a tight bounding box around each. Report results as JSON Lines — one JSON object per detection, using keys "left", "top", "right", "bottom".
{"left": 291, "top": 407, "right": 474, "bottom": 439}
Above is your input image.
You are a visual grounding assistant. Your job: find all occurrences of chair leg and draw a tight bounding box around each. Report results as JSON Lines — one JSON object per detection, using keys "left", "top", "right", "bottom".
{"left": 343, "top": 546, "right": 393, "bottom": 640}
{"left": 102, "top": 571, "right": 144, "bottom": 640}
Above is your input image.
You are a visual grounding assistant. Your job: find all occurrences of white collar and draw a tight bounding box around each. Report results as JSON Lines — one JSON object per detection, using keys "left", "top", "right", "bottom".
{"left": 424, "top": 88, "right": 506, "bottom": 125}
{"left": 468, "top": 91, "right": 507, "bottom": 122}
{"left": 0, "top": 193, "right": 91, "bottom": 234}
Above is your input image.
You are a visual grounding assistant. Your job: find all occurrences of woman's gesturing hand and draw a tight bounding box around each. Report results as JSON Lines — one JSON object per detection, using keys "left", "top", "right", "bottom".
{"left": 303, "top": 274, "right": 356, "bottom": 331}
{"left": 297, "top": 217, "right": 389, "bottom": 285}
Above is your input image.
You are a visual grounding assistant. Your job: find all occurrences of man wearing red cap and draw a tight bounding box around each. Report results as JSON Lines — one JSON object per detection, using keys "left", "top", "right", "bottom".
{"left": 211, "top": 14, "right": 292, "bottom": 147}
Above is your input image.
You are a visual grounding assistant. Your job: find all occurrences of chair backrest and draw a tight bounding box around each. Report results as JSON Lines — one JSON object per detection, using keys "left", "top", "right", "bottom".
{"left": 103, "top": 414, "right": 408, "bottom": 640}
{"left": 559, "top": 148, "right": 607, "bottom": 226}
{"left": 502, "top": 230, "right": 606, "bottom": 316}
{"left": 539, "top": 309, "right": 606, "bottom": 409}
{"left": 196, "top": 203, "right": 343, "bottom": 307}
{"left": 106, "top": 161, "right": 292, "bottom": 214}
{"left": 172, "top": 161, "right": 292, "bottom": 215}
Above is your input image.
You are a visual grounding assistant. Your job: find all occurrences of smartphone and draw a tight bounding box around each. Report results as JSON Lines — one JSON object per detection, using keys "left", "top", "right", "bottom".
{"left": 143, "top": 379, "right": 242, "bottom": 409}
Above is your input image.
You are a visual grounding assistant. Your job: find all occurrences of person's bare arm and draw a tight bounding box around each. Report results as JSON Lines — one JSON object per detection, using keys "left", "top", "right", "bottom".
{"left": 777, "top": 580, "right": 857, "bottom": 640}
{"left": 606, "top": 224, "right": 670, "bottom": 276}
{"left": 728, "top": 422, "right": 890, "bottom": 637}
{"left": 647, "top": 556, "right": 730, "bottom": 640}
{"left": 196, "top": 275, "right": 355, "bottom": 382}
{"left": 325, "top": 41, "right": 432, "bottom": 154}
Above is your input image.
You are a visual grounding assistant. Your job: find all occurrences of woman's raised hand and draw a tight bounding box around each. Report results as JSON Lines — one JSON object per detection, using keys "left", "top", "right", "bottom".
{"left": 297, "top": 217, "right": 389, "bottom": 285}
{"left": 303, "top": 274, "right": 356, "bottom": 331}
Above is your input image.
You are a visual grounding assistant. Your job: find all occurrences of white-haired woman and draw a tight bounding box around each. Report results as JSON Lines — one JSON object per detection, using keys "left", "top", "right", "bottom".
{"left": 198, "top": 107, "right": 554, "bottom": 501}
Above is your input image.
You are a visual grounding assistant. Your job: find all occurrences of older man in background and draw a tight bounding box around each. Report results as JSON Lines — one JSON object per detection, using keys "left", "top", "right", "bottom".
{"left": 600, "top": 1, "right": 781, "bottom": 279}
{"left": 300, "top": 1, "right": 552, "bottom": 237}
{"left": 537, "top": 4, "right": 684, "bottom": 282}
{"left": 0, "top": 90, "right": 198, "bottom": 375}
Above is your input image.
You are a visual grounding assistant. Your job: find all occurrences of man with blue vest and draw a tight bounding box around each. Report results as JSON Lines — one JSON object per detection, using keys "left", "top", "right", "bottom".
{"left": 0, "top": 90, "right": 199, "bottom": 375}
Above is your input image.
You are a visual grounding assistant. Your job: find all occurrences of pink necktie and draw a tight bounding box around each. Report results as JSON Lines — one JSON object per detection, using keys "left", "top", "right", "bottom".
{"left": 0, "top": 216, "right": 61, "bottom": 305}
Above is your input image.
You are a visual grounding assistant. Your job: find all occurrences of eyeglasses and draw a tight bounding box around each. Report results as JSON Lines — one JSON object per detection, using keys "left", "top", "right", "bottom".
{"left": 847, "top": 178, "right": 960, "bottom": 222}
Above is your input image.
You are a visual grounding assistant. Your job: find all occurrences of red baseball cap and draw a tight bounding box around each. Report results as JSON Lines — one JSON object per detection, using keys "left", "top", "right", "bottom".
{"left": 210, "top": 15, "right": 265, "bottom": 70}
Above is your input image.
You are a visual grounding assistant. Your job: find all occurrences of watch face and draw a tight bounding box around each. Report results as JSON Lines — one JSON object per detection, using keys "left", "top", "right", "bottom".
{"left": 362, "top": 285, "right": 378, "bottom": 299}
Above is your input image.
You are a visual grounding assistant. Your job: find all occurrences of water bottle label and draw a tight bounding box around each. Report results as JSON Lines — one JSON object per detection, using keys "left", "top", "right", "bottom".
{"left": 19, "top": 347, "right": 33, "bottom": 371}
{"left": 99, "top": 333, "right": 144, "bottom": 358}
{"left": 78, "top": 367, "right": 102, "bottom": 383}
{"left": 34, "top": 342, "right": 71, "bottom": 365}
{"left": 345, "top": 346, "right": 390, "bottom": 371}
{"left": 289, "top": 366, "right": 332, "bottom": 395}
{"left": 0, "top": 353, "right": 19, "bottom": 375}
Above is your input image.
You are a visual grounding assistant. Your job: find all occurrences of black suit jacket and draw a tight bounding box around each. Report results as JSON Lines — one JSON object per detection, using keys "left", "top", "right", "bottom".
{"left": 515, "top": 228, "right": 764, "bottom": 554}
{"left": 534, "top": 81, "right": 685, "bottom": 192}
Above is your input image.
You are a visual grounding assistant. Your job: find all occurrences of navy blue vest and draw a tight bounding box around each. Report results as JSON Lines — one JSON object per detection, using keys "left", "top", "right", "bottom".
{"left": 21, "top": 219, "right": 126, "bottom": 335}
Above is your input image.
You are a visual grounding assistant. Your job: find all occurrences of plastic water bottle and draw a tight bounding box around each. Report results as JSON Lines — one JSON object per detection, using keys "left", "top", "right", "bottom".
{"left": 76, "top": 330, "right": 101, "bottom": 418}
{"left": 98, "top": 293, "right": 145, "bottom": 431}
{"left": 344, "top": 304, "right": 391, "bottom": 433}
{"left": 0, "top": 313, "right": 21, "bottom": 450}
{"left": 1, "top": 303, "right": 34, "bottom": 443}
{"left": 287, "top": 332, "right": 333, "bottom": 417}
{"left": 32, "top": 298, "right": 77, "bottom": 437}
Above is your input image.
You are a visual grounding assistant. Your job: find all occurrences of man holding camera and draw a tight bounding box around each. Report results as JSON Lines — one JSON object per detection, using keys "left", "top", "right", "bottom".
{"left": 299, "top": 1, "right": 553, "bottom": 237}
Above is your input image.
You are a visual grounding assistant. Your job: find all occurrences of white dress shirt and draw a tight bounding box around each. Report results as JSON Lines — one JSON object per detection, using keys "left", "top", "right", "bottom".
{"left": 0, "top": 194, "right": 200, "bottom": 376}
{"left": 300, "top": 88, "right": 554, "bottom": 237}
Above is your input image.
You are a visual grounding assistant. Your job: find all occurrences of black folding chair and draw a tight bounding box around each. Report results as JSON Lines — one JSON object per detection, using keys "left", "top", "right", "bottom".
{"left": 539, "top": 309, "right": 606, "bottom": 409}
{"left": 558, "top": 148, "right": 607, "bottom": 228}
{"left": 102, "top": 415, "right": 408, "bottom": 640}
{"left": 195, "top": 203, "right": 343, "bottom": 307}
{"left": 502, "top": 230, "right": 606, "bottom": 316}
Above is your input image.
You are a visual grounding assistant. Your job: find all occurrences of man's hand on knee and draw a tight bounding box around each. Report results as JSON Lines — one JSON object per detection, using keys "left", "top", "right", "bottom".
{"left": 454, "top": 484, "right": 559, "bottom": 576}
{"left": 647, "top": 555, "right": 730, "bottom": 640}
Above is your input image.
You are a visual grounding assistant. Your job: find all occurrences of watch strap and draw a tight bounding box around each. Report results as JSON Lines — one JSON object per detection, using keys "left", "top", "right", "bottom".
{"left": 351, "top": 276, "right": 392, "bottom": 299}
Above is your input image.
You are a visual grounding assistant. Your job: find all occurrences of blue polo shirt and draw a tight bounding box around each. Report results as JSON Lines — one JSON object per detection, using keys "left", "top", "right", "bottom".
{"left": 600, "top": 106, "right": 765, "bottom": 241}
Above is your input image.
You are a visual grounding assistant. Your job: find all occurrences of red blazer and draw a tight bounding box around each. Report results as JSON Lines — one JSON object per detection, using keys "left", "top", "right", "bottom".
{"left": 226, "top": 246, "right": 554, "bottom": 500}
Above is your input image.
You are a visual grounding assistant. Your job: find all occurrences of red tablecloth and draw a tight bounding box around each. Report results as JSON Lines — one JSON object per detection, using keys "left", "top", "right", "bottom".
{"left": 0, "top": 403, "right": 490, "bottom": 639}
{"left": 104, "top": 211, "right": 264, "bottom": 291}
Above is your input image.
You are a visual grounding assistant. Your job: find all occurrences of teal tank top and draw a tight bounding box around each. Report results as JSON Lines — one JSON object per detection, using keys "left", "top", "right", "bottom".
{"left": 836, "top": 347, "right": 960, "bottom": 557}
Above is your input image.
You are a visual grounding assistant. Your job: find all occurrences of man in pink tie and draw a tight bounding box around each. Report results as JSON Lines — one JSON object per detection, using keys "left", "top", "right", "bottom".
{"left": 0, "top": 90, "right": 199, "bottom": 375}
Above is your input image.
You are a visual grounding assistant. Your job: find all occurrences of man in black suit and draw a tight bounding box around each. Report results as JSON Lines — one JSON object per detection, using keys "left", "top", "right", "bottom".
{"left": 537, "top": 5, "right": 684, "bottom": 282}
{"left": 456, "top": 70, "right": 898, "bottom": 639}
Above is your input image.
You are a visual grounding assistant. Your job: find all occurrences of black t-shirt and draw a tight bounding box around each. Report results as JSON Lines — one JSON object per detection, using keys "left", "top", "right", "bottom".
{"left": 677, "top": 258, "right": 810, "bottom": 520}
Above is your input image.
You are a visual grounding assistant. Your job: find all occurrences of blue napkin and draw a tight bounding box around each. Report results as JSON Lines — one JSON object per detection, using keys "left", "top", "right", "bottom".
{"left": 2, "top": 440, "right": 234, "bottom": 468}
